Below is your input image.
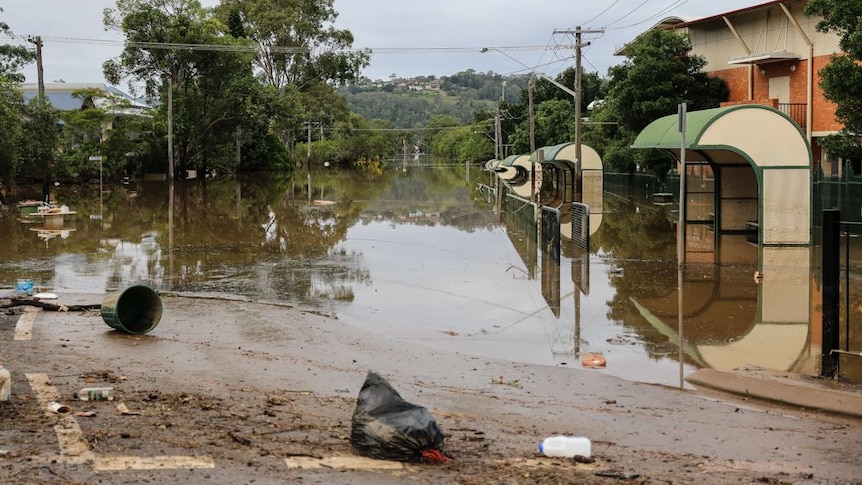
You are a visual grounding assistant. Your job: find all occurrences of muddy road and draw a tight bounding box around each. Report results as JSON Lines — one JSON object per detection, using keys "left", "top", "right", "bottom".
{"left": 1, "top": 295, "right": 861, "bottom": 484}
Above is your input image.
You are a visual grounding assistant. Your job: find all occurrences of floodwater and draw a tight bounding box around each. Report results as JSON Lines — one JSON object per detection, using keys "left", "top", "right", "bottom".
{"left": 0, "top": 159, "right": 842, "bottom": 387}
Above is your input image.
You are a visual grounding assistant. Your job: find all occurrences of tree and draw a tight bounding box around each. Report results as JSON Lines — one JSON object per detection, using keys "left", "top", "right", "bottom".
{"left": 18, "top": 98, "right": 61, "bottom": 197}
{"left": 805, "top": 0, "right": 862, "bottom": 162}
{"left": 104, "top": 0, "right": 274, "bottom": 175}
{"left": 0, "top": 8, "right": 36, "bottom": 193}
{"left": 214, "top": 0, "right": 369, "bottom": 161}
{"left": 0, "top": 80, "right": 25, "bottom": 190}
{"left": 215, "top": 0, "right": 369, "bottom": 90}
{"left": 0, "top": 9, "right": 35, "bottom": 83}
{"left": 602, "top": 29, "right": 728, "bottom": 175}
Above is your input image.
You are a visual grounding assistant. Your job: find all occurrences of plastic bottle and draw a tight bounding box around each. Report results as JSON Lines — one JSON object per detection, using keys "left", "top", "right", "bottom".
{"left": 77, "top": 387, "right": 114, "bottom": 401}
{"left": 538, "top": 436, "right": 591, "bottom": 458}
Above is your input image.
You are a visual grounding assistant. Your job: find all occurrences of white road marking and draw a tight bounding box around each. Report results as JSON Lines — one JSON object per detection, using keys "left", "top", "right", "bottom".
{"left": 24, "top": 373, "right": 214, "bottom": 471}
{"left": 26, "top": 373, "right": 93, "bottom": 461}
{"left": 93, "top": 456, "right": 215, "bottom": 471}
{"left": 285, "top": 456, "right": 406, "bottom": 470}
{"left": 14, "top": 308, "right": 39, "bottom": 340}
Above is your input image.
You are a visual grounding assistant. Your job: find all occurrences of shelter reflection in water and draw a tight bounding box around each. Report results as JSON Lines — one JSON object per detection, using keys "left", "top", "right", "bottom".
{"left": 0, "top": 163, "right": 855, "bottom": 386}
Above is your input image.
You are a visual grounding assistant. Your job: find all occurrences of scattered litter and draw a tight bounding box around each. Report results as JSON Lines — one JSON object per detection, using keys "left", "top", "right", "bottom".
{"left": 581, "top": 353, "right": 607, "bottom": 368}
{"left": 75, "top": 411, "right": 97, "bottom": 417}
{"left": 48, "top": 401, "right": 71, "bottom": 414}
{"left": 78, "top": 387, "right": 113, "bottom": 401}
{"left": 33, "top": 292, "right": 58, "bottom": 300}
{"left": 595, "top": 470, "right": 640, "bottom": 479}
{"left": 0, "top": 365, "right": 10, "bottom": 401}
{"left": 350, "top": 371, "right": 450, "bottom": 463}
{"left": 116, "top": 403, "right": 141, "bottom": 415}
{"left": 229, "top": 432, "right": 251, "bottom": 446}
{"left": 538, "top": 436, "right": 591, "bottom": 458}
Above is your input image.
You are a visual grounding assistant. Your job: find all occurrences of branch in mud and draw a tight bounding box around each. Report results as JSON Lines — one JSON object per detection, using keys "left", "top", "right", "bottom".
{"left": 0, "top": 297, "right": 101, "bottom": 312}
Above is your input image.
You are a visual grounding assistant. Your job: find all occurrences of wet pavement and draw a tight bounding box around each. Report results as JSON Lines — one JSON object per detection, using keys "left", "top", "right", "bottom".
{"left": 1, "top": 292, "right": 861, "bottom": 484}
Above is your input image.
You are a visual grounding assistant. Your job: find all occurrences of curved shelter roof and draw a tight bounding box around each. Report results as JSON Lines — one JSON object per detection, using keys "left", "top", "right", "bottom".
{"left": 496, "top": 154, "right": 532, "bottom": 199}
{"left": 632, "top": 105, "right": 811, "bottom": 245}
{"left": 536, "top": 142, "right": 603, "bottom": 171}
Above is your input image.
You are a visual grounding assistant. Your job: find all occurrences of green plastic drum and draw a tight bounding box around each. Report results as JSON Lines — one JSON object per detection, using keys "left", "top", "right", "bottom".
{"left": 101, "top": 285, "right": 163, "bottom": 334}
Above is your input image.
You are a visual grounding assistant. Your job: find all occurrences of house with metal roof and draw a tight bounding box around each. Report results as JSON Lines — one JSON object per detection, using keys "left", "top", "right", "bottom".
{"left": 668, "top": 0, "right": 843, "bottom": 174}
{"left": 20, "top": 83, "right": 150, "bottom": 115}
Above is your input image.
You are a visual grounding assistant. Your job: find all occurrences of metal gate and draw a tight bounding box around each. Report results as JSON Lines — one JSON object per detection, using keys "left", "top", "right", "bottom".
{"left": 570, "top": 202, "right": 590, "bottom": 251}
{"left": 822, "top": 209, "right": 862, "bottom": 380}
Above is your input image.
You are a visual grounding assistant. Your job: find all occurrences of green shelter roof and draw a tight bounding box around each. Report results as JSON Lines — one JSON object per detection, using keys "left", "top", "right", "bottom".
{"left": 631, "top": 105, "right": 780, "bottom": 150}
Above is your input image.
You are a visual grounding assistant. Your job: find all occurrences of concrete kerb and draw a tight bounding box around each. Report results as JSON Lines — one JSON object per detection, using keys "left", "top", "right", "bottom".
{"left": 686, "top": 368, "right": 862, "bottom": 419}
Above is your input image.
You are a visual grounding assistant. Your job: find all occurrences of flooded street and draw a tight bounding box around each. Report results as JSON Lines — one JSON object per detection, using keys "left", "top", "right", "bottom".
{"left": 0, "top": 160, "right": 836, "bottom": 387}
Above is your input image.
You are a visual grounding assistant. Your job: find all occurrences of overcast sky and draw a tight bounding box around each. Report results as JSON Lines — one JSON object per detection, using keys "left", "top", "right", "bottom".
{"left": 2, "top": 0, "right": 758, "bottom": 87}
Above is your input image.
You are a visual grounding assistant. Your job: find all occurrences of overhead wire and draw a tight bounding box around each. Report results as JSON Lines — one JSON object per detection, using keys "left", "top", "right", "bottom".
{"left": 1, "top": 33, "right": 569, "bottom": 58}
{"left": 582, "top": 0, "right": 624, "bottom": 26}
{"left": 601, "top": 0, "right": 653, "bottom": 29}
{"left": 606, "top": 0, "right": 693, "bottom": 31}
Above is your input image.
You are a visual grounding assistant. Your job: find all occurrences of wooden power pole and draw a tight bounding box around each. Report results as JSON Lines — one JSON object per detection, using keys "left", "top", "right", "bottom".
{"left": 553, "top": 26, "right": 604, "bottom": 163}
{"left": 28, "top": 36, "right": 45, "bottom": 99}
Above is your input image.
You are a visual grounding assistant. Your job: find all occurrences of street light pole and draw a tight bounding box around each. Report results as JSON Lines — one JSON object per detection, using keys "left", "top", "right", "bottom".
{"left": 528, "top": 75, "right": 535, "bottom": 153}
{"left": 481, "top": 47, "right": 537, "bottom": 158}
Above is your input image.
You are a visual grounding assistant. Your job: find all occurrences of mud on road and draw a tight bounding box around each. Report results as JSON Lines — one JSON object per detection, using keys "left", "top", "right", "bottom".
{"left": 1, "top": 295, "right": 861, "bottom": 484}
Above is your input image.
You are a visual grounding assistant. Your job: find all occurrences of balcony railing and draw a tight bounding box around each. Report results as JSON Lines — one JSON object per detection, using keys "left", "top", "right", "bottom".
{"left": 777, "top": 103, "right": 807, "bottom": 130}
{"left": 720, "top": 99, "right": 807, "bottom": 130}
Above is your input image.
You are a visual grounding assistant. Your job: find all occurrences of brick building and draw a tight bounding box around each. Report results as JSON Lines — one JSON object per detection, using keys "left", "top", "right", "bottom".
{"left": 671, "top": 0, "right": 844, "bottom": 174}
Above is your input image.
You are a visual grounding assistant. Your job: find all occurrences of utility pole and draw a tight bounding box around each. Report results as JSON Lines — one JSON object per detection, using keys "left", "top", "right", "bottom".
{"left": 167, "top": 77, "right": 174, "bottom": 180}
{"left": 307, "top": 120, "right": 312, "bottom": 204}
{"left": 554, "top": 26, "right": 604, "bottom": 170}
{"left": 27, "top": 36, "right": 44, "bottom": 99}
{"left": 528, "top": 75, "right": 536, "bottom": 154}
{"left": 494, "top": 109, "right": 502, "bottom": 160}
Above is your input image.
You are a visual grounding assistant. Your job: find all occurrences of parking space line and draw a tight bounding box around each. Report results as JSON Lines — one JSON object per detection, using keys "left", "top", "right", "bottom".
{"left": 25, "top": 373, "right": 214, "bottom": 472}
{"left": 285, "top": 456, "right": 406, "bottom": 470}
{"left": 26, "top": 373, "right": 93, "bottom": 460}
{"left": 93, "top": 456, "right": 215, "bottom": 471}
{"left": 15, "top": 308, "right": 39, "bottom": 341}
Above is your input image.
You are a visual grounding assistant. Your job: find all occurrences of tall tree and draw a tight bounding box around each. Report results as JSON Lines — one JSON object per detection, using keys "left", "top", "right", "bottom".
{"left": 601, "top": 29, "right": 727, "bottom": 175}
{"left": 0, "top": 79, "right": 24, "bottom": 192}
{"left": 805, "top": 0, "right": 862, "bottom": 162}
{"left": 103, "top": 0, "right": 274, "bottom": 174}
{"left": 215, "top": 0, "right": 369, "bottom": 158}
{"left": 18, "top": 98, "right": 61, "bottom": 199}
{"left": 0, "top": 8, "right": 35, "bottom": 193}
{"left": 215, "top": 0, "right": 369, "bottom": 90}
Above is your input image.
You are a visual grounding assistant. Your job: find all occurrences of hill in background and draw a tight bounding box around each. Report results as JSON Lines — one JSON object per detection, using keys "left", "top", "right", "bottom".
{"left": 339, "top": 70, "right": 529, "bottom": 128}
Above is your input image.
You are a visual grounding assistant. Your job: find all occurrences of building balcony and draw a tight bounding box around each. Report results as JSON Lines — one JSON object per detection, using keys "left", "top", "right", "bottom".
{"left": 720, "top": 99, "right": 807, "bottom": 130}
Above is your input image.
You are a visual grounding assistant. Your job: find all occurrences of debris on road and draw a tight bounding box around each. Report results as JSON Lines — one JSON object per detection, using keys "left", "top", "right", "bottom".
{"left": 349, "top": 371, "right": 449, "bottom": 463}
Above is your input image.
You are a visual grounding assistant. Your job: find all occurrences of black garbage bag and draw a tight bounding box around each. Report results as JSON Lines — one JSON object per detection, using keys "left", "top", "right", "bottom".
{"left": 349, "top": 371, "right": 448, "bottom": 462}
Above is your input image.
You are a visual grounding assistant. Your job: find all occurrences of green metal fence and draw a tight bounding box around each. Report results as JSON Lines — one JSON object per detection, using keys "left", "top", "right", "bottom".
{"left": 813, "top": 163, "right": 862, "bottom": 230}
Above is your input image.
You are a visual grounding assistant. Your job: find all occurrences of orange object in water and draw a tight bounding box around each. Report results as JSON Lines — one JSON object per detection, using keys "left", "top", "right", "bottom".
{"left": 581, "top": 353, "right": 607, "bottom": 368}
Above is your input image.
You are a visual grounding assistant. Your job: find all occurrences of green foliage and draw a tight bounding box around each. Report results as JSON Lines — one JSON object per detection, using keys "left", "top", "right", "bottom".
{"left": 341, "top": 85, "right": 496, "bottom": 129}
{"left": 0, "top": 80, "right": 24, "bottom": 184}
{"left": 335, "top": 114, "right": 399, "bottom": 162}
{"left": 104, "top": 0, "right": 289, "bottom": 176}
{"left": 432, "top": 125, "right": 474, "bottom": 160}
{"left": 806, "top": 0, "right": 862, "bottom": 160}
{"left": 214, "top": 0, "right": 370, "bottom": 89}
{"left": 441, "top": 69, "right": 525, "bottom": 103}
{"left": 0, "top": 10, "right": 35, "bottom": 83}
{"left": 601, "top": 29, "right": 727, "bottom": 175}
{"left": 18, "top": 98, "right": 61, "bottom": 182}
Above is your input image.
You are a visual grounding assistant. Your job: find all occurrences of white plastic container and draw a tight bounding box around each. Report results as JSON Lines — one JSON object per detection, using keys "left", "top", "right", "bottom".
{"left": 77, "top": 387, "right": 114, "bottom": 401}
{"left": 538, "top": 436, "right": 591, "bottom": 458}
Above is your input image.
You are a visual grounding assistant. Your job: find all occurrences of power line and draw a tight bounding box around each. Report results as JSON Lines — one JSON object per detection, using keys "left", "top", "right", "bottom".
{"left": 606, "top": 0, "right": 693, "bottom": 31}
{"left": 582, "top": 0, "right": 624, "bottom": 25}
{"left": 0, "top": 33, "right": 569, "bottom": 57}
{"left": 601, "top": 0, "right": 652, "bottom": 28}
{"left": 1, "top": 34, "right": 309, "bottom": 54}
